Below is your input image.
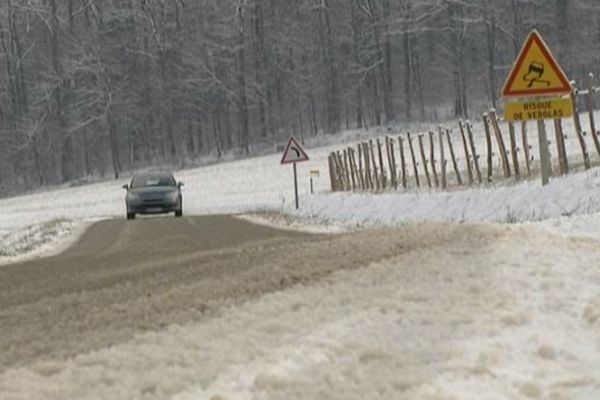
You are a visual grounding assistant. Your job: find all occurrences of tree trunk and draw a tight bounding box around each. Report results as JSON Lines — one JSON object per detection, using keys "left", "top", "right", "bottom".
{"left": 320, "top": 0, "right": 340, "bottom": 134}
{"left": 350, "top": 1, "right": 364, "bottom": 129}
{"left": 237, "top": 3, "right": 250, "bottom": 153}
{"left": 107, "top": 106, "right": 121, "bottom": 179}
{"left": 403, "top": 3, "right": 412, "bottom": 120}
{"left": 48, "top": 0, "right": 73, "bottom": 182}
{"left": 367, "top": 0, "right": 393, "bottom": 124}
{"left": 485, "top": 0, "right": 498, "bottom": 109}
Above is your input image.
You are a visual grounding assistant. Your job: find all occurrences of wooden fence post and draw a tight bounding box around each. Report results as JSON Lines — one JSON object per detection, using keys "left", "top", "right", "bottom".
{"left": 521, "top": 121, "right": 531, "bottom": 176}
{"left": 353, "top": 148, "right": 362, "bottom": 188}
{"left": 554, "top": 119, "right": 569, "bottom": 175}
{"left": 407, "top": 132, "right": 420, "bottom": 188}
{"left": 384, "top": 137, "right": 391, "bottom": 187}
{"left": 343, "top": 149, "right": 353, "bottom": 190}
{"left": 418, "top": 134, "right": 432, "bottom": 188}
{"left": 489, "top": 110, "right": 511, "bottom": 178}
{"left": 483, "top": 114, "right": 494, "bottom": 182}
{"left": 587, "top": 73, "right": 600, "bottom": 158}
{"left": 337, "top": 151, "right": 348, "bottom": 190}
{"left": 347, "top": 149, "right": 358, "bottom": 190}
{"left": 387, "top": 137, "right": 398, "bottom": 189}
{"left": 398, "top": 136, "right": 408, "bottom": 189}
{"left": 363, "top": 143, "right": 373, "bottom": 190}
{"left": 335, "top": 153, "right": 343, "bottom": 191}
{"left": 360, "top": 145, "right": 367, "bottom": 190}
{"left": 353, "top": 148, "right": 361, "bottom": 189}
{"left": 338, "top": 152, "right": 347, "bottom": 190}
{"left": 357, "top": 144, "right": 365, "bottom": 190}
{"left": 466, "top": 121, "right": 482, "bottom": 184}
{"left": 377, "top": 138, "right": 387, "bottom": 189}
{"left": 347, "top": 148, "right": 354, "bottom": 189}
{"left": 459, "top": 120, "right": 474, "bottom": 185}
{"left": 438, "top": 126, "right": 447, "bottom": 189}
{"left": 369, "top": 140, "right": 381, "bottom": 190}
{"left": 332, "top": 152, "right": 343, "bottom": 191}
{"left": 428, "top": 131, "right": 439, "bottom": 187}
{"left": 445, "top": 129, "right": 462, "bottom": 185}
{"left": 571, "top": 90, "right": 591, "bottom": 169}
{"left": 347, "top": 148, "right": 356, "bottom": 189}
{"left": 342, "top": 149, "right": 349, "bottom": 190}
{"left": 330, "top": 153, "right": 339, "bottom": 191}
{"left": 328, "top": 154, "right": 337, "bottom": 191}
{"left": 508, "top": 122, "right": 520, "bottom": 181}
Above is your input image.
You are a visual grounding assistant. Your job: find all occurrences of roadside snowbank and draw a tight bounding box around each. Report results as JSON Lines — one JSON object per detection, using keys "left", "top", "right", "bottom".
{"left": 237, "top": 213, "right": 350, "bottom": 234}
{"left": 295, "top": 167, "right": 600, "bottom": 233}
{"left": 0, "top": 220, "right": 91, "bottom": 265}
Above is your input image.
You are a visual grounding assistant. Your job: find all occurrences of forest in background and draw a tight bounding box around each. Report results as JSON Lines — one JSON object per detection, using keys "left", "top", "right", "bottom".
{"left": 0, "top": 0, "right": 599, "bottom": 194}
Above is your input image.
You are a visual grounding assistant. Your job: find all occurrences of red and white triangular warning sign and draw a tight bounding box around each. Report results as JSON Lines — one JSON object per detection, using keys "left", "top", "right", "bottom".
{"left": 502, "top": 30, "right": 572, "bottom": 98}
{"left": 281, "top": 136, "right": 309, "bottom": 164}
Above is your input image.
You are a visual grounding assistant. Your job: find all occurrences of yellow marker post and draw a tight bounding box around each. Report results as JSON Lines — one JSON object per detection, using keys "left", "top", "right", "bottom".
{"left": 309, "top": 169, "right": 320, "bottom": 194}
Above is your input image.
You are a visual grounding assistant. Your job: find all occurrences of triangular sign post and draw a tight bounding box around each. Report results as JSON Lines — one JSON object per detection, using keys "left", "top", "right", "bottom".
{"left": 280, "top": 137, "right": 309, "bottom": 210}
{"left": 501, "top": 29, "right": 572, "bottom": 188}
{"left": 502, "top": 30, "right": 572, "bottom": 98}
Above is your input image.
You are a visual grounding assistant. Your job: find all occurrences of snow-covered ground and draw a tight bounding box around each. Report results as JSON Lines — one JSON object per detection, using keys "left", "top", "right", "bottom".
{"left": 2, "top": 114, "right": 600, "bottom": 399}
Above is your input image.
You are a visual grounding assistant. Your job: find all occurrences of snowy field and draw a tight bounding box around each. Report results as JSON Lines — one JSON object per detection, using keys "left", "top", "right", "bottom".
{"left": 4, "top": 112, "right": 600, "bottom": 263}
{"left": 1, "top": 115, "right": 600, "bottom": 399}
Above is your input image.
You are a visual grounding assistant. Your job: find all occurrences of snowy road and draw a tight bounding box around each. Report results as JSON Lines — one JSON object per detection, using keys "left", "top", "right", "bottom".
{"left": 0, "top": 216, "right": 314, "bottom": 370}
{"left": 1, "top": 217, "right": 599, "bottom": 399}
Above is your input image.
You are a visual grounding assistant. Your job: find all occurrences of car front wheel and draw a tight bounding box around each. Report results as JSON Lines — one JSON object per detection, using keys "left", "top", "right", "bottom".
{"left": 175, "top": 198, "right": 183, "bottom": 217}
{"left": 127, "top": 212, "right": 136, "bottom": 220}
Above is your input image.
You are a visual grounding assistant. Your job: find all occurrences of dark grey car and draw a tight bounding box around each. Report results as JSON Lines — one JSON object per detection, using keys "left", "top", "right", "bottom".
{"left": 122, "top": 172, "right": 183, "bottom": 220}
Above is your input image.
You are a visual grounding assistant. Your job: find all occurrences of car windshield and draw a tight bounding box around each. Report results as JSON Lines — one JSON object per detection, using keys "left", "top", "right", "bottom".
{"left": 131, "top": 174, "right": 176, "bottom": 188}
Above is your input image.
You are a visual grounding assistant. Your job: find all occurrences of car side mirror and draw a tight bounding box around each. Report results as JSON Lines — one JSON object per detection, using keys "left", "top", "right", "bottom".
{"left": 178, "top": 182, "right": 184, "bottom": 188}
{"left": 122, "top": 184, "right": 129, "bottom": 190}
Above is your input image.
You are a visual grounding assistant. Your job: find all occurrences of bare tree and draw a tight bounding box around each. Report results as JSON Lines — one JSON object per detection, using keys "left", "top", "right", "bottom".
{"left": 0, "top": 0, "right": 599, "bottom": 194}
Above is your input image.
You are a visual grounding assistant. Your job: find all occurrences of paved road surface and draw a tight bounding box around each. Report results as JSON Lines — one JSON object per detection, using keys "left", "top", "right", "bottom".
{"left": 0, "top": 215, "right": 480, "bottom": 373}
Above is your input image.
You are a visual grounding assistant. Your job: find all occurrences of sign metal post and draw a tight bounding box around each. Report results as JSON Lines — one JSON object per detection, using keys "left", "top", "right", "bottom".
{"left": 293, "top": 162, "right": 299, "bottom": 209}
{"left": 281, "top": 137, "right": 310, "bottom": 210}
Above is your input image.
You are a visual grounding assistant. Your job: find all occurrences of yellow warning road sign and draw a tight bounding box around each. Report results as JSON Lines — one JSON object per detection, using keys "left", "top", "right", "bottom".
{"left": 504, "top": 97, "right": 573, "bottom": 122}
{"left": 502, "top": 30, "right": 572, "bottom": 98}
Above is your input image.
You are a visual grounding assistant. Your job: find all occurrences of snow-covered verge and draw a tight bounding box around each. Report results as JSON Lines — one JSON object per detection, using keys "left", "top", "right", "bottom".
{"left": 295, "top": 167, "right": 600, "bottom": 236}
{"left": 0, "top": 219, "right": 92, "bottom": 265}
{"left": 237, "top": 213, "right": 350, "bottom": 234}
{"left": 1, "top": 224, "right": 598, "bottom": 400}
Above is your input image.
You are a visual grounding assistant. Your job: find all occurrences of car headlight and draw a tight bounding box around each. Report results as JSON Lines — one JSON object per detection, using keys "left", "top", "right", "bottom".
{"left": 128, "top": 192, "right": 140, "bottom": 201}
{"left": 168, "top": 191, "right": 179, "bottom": 201}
